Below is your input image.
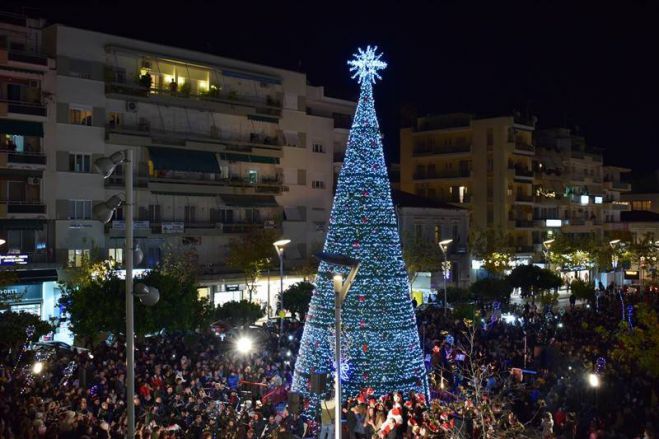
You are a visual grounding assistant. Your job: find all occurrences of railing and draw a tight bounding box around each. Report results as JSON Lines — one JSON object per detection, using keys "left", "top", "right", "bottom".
{"left": 5, "top": 151, "right": 47, "bottom": 165}
{"left": 0, "top": 97, "right": 46, "bottom": 117}
{"left": 514, "top": 142, "right": 534, "bottom": 153}
{"left": 414, "top": 169, "right": 471, "bottom": 179}
{"left": 511, "top": 167, "right": 534, "bottom": 178}
{"left": 413, "top": 144, "right": 471, "bottom": 156}
{"left": 1, "top": 201, "right": 46, "bottom": 214}
{"left": 612, "top": 181, "right": 630, "bottom": 190}
{"left": 150, "top": 170, "right": 284, "bottom": 191}
{"left": 514, "top": 194, "right": 534, "bottom": 202}
{"left": 568, "top": 218, "right": 586, "bottom": 226}
{"left": 107, "top": 123, "right": 284, "bottom": 150}
{"left": 147, "top": 221, "right": 280, "bottom": 234}
{"left": 514, "top": 219, "right": 535, "bottom": 227}
{"left": 105, "top": 80, "right": 282, "bottom": 114}
{"left": 7, "top": 49, "right": 49, "bottom": 66}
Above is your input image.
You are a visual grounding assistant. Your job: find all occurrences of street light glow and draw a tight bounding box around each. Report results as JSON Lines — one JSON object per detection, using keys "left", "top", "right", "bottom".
{"left": 235, "top": 336, "right": 254, "bottom": 354}
{"left": 588, "top": 373, "right": 600, "bottom": 388}
{"left": 438, "top": 239, "right": 453, "bottom": 251}
{"left": 273, "top": 239, "right": 291, "bottom": 249}
{"left": 32, "top": 361, "right": 44, "bottom": 374}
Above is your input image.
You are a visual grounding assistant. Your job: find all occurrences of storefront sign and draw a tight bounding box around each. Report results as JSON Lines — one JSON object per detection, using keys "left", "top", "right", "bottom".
{"left": 225, "top": 284, "right": 240, "bottom": 292}
{"left": 624, "top": 270, "right": 639, "bottom": 280}
{"left": 0, "top": 254, "right": 28, "bottom": 266}
{"left": 1, "top": 283, "right": 42, "bottom": 303}
{"left": 162, "top": 222, "right": 184, "bottom": 234}
{"left": 545, "top": 219, "right": 562, "bottom": 227}
{"left": 111, "top": 220, "right": 151, "bottom": 230}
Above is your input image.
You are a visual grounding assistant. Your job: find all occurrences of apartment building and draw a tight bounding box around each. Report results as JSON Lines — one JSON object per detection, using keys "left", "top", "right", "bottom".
{"left": 0, "top": 13, "right": 69, "bottom": 339}
{"left": 29, "top": 24, "right": 353, "bottom": 305}
{"left": 533, "top": 128, "right": 631, "bottom": 247}
{"left": 400, "top": 112, "right": 537, "bottom": 259}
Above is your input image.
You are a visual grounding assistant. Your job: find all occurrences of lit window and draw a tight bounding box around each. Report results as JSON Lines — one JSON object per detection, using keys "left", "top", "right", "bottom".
{"left": 69, "top": 106, "right": 93, "bottom": 126}
{"left": 68, "top": 200, "right": 92, "bottom": 220}
{"left": 312, "top": 180, "right": 325, "bottom": 189}
{"left": 68, "top": 249, "right": 90, "bottom": 267}
{"left": 108, "top": 248, "right": 123, "bottom": 265}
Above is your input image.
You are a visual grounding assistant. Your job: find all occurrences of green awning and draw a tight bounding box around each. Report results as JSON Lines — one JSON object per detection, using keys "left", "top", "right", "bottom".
{"left": 221, "top": 194, "right": 279, "bottom": 207}
{"left": 148, "top": 147, "right": 219, "bottom": 173}
{"left": 219, "top": 152, "right": 279, "bottom": 164}
{"left": 0, "top": 119, "right": 43, "bottom": 137}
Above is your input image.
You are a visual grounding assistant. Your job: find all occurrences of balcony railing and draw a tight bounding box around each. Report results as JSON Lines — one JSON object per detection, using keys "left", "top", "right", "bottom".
{"left": 147, "top": 221, "right": 280, "bottom": 235}
{"left": 0, "top": 97, "right": 46, "bottom": 117}
{"left": 414, "top": 169, "right": 471, "bottom": 180}
{"left": 105, "top": 80, "right": 282, "bottom": 115}
{"left": 412, "top": 144, "right": 471, "bottom": 156}
{"left": 5, "top": 151, "right": 47, "bottom": 165}
{"left": 1, "top": 201, "right": 46, "bottom": 214}
{"left": 514, "top": 194, "right": 534, "bottom": 202}
{"left": 514, "top": 142, "right": 534, "bottom": 153}
{"left": 107, "top": 123, "right": 284, "bottom": 150}
{"left": 7, "top": 49, "right": 49, "bottom": 66}
{"left": 514, "top": 219, "right": 535, "bottom": 228}
{"left": 150, "top": 170, "right": 284, "bottom": 192}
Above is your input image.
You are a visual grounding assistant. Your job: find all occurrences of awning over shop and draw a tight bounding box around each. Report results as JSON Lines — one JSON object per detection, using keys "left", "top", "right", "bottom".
{"left": 16, "top": 269, "right": 58, "bottom": 284}
{"left": 148, "top": 147, "right": 220, "bottom": 173}
{"left": 218, "top": 152, "right": 279, "bottom": 164}
{"left": 220, "top": 194, "right": 279, "bottom": 207}
{"left": 0, "top": 119, "right": 43, "bottom": 137}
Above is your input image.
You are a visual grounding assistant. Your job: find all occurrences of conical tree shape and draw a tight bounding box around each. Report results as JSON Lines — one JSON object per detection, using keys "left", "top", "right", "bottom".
{"left": 291, "top": 47, "right": 427, "bottom": 413}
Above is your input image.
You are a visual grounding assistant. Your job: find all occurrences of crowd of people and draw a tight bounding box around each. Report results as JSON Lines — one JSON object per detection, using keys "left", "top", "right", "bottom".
{"left": 1, "top": 287, "right": 657, "bottom": 438}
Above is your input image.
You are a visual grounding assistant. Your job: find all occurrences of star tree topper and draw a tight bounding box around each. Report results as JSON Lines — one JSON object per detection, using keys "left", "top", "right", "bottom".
{"left": 348, "top": 46, "right": 387, "bottom": 84}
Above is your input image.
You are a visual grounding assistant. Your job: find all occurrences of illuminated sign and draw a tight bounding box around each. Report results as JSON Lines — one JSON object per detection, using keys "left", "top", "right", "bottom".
{"left": 580, "top": 195, "right": 590, "bottom": 205}
{"left": 624, "top": 270, "right": 639, "bottom": 280}
{"left": 225, "top": 284, "right": 240, "bottom": 292}
{"left": 594, "top": 196, "right": 603, "bottom": 204}
{"left": 161, "top": 222, "right": 184, "bottom": 234}
{"left": 0, "top": 254, "right": 28, "bottom": 266}
{"left": 545, "top": 219, "right": 562, "bottom": 228}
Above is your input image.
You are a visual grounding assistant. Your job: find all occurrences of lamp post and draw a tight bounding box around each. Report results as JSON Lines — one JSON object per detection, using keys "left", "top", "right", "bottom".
{"left": 266, "top": 258, "right": 272, "bottom": 319}
{"left": 273, "top": 239, "right": 291, "bottom": 347}
{"left": 315, "top": 252, "right": 360, "bottom": 439}
{"left": 543, "top": 239, "right": 555, "bottom": 271}
{"left": 609, "top": 239, "right": 624, "bottom": 321}
{"left": 93, "top": 149, "right": 159, "bottom": 439}
{"left": 438, "top": 239, "right": 453, "bottom": 317}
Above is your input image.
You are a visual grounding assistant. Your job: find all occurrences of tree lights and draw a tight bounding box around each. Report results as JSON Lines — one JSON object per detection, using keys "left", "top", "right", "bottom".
{"left": 291, "top": 46, "right": 427, "bottom": 413}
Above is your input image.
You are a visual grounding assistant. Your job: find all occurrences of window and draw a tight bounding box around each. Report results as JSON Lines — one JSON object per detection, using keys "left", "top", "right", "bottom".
{"left": 184, "top": 205, "right": 196, "bottom": 223}
{"left": 415, "top": 224, "right": 424, "bottom": 241}
{"left": 486, "top": 128, "right": 494, "bottom": 147}
{"left": 148, "top": 205, "right": 161, "bottom": 223}
{"left": 69, "top": 106, "right": 93, "bottom": 126}
{"left": 312, "top": 143, "right": 325, "bottom": 153}
{"left": 631, "top": 200, "right": 652, "bottom": 211}
{"left": 69, "top": 153, "right": 91, "bottom": 173}
{"left": 68, "top": 200, "right": 92, "bottom": 220}
{"left": 108, "top": 112, "right": 122, "bottom": 128}
{"left": 108, "top": 248, "right": 123, "bottom": 265}
{"left": 312, "top": 180, "right": 325, "bottom": 189}
{"left": 68, "top": 249, "right": 90, "bottom": 267}
{"left": 247, "top": 170, "right": 258, "bottom": 184}
{"left": 487, "top": 205, "right": 494, "bottom": 224}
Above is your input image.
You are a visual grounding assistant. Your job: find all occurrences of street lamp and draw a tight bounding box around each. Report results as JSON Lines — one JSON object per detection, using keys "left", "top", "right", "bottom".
{"left": 93, "top": 149, "right": 158, "bottom": 439}
{"left": 273, "top": 239, "right": 291, "bottom": 346}
{"left": 609, "top": 239, "right": 625, "bottom": 321}
{"left": 315, "top": 251, "right": 360, "bottom": 439}
{"left": 438, "top": 239, "right": 453, "bottom": 316}
{"left": 543, "top": 239, "right": 555, "bottom": 271}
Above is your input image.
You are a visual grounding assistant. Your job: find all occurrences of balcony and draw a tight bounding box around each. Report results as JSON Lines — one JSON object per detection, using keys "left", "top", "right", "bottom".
{"left": 413, "top": 169, "right": 471, "bottom": 180}
{"left": 0, "top": 97, "right": 47, "bottom": 117}
{"left": 514, "top": 194, "right": 534, "bottom": 203}
{"left": 150, "top": 170, "right": 285, "bottom": 194}
{"left": 0, "top": 201, "right": 46, "bottom": 216}
{"left": 105, "top": 79, "right": 282, "bottom": 117}
{"left": 3, "top": 150, "right": 47, "bottom": 167}
{"left": 608, "top": 201, "right": 631, "bottom": 211}
{"left": 147, "top": 220, "right": 280, "bottom": 235}
{"left": 4, "top": 48, "right": 49, "bottom": 67}
{"left": 412, "top": 144, "right": 471, "bottom": 156}
{"left": 513, "top": 142, "right": 535, "bottom": 155}
{"left": 603, "top": 180, "right": 631, "bottom": 192}
{"left": 514, "top": 219, "right": 535, "bottom": 228}
{"left": 106, "top": 123, "right": 284, "bottom": 154}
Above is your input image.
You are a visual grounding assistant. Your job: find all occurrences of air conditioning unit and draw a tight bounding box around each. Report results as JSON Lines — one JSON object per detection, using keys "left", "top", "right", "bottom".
{"left": 126, "top": 101, "right": 138, "bottom": 113}
{"left": 28, "top": 177, "right": 41, "bottom": 185}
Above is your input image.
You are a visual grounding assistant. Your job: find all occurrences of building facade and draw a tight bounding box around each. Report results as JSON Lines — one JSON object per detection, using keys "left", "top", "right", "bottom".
{"left": 1, "top": 21, "right": 355, "bottom": 315}
{"left": 393, "top": 190, "right": 470, "bottom": 295}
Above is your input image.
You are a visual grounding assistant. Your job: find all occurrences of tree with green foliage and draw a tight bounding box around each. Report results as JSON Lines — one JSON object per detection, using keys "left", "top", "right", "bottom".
{"left": 570, "top": 279, "right": 595, "bottom": 301}
{"left": 59, "top": 260, "right": 212, "bottom": 346}
{"left": 507, "top": 265, "right": 562, "bottom": 297}
{"left": 612, "top": 304, "right": 659, "bottom": 378}
{"left": 469, "top": 277, "right": 513, "bottom": 304}
{"left": 445, "top": 286, "right": 471, "bottom": 303}
{"left": 401, "top": 232, "right": 443, "bottom": 288}
{"left": 469, "top": 227, "right": 514, "bottom": 276}
{"left": 213, "top": 300, "right": 264, "bottom": 327}
{"left": 226, "top": 229, "right": 278, "bottom": 301}
{"left": 0, "top": 311, "right": 52, "bottom": 355}
{"left": 281, "top": 281, "right": 314, "bottom": 320}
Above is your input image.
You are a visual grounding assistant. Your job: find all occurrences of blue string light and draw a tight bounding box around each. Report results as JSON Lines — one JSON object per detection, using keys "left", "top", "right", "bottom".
{"left": 291, "top": 46, "right": 427, "bottom": 414}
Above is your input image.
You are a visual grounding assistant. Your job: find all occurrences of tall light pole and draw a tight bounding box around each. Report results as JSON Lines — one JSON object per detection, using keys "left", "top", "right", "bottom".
{"left": 438, "top": 239, "right": 453, "bottom": 316}
{"left": 273, "top": 239, "right": 291, "bottom": 346}
{"left": 94, "top": 150, "right": 158, "bottom": 438}
{"left": 609, "top": 239, "right": 623, "bottom": 321}
{"left": 315, "top": 252, "right": 360, "bottom": 439}
{"left": 543, "top": 239, "right": 555, "bottom": 271}
{"left": 266, "top": 257, "right": 272, "bottom": 319}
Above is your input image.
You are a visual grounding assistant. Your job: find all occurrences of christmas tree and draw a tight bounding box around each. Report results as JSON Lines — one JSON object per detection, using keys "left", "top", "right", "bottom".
{"left": 291, "top": 47, "right": 428, "bottom": 412}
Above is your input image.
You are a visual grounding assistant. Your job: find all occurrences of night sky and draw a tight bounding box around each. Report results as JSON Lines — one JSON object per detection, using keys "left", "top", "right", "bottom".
{"left": 6, "top": 0, "right": 659, "bottom": 172}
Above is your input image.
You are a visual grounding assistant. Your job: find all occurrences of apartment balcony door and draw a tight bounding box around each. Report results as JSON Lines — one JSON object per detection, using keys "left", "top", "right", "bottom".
{"left": 7, "top": 181, "right": 26, "bottom": 202}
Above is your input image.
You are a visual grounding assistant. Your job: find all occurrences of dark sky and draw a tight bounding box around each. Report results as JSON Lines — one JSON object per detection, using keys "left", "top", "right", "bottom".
{"left": 6, "top": 0, "right": 659, "bottom": 172}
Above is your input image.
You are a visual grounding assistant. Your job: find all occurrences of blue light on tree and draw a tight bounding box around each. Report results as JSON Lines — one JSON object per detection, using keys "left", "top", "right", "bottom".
{"left": 291, "top": 46, "right": 428, "bottom": 414}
